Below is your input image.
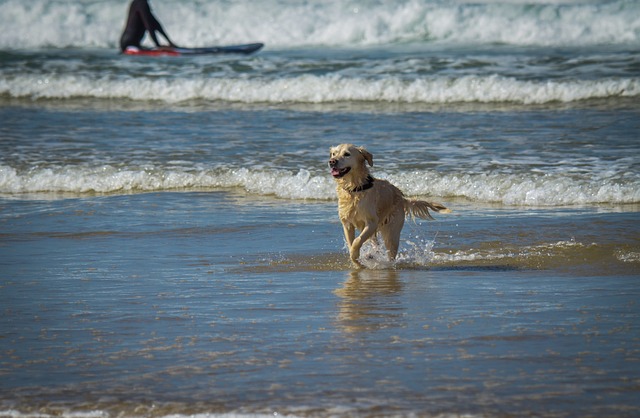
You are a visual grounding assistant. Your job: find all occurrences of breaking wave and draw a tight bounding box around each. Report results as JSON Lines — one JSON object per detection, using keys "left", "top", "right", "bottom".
{"left": 1, "top": 165, "right": 638, "bottom": 206}
{"left": 3, "top": 73, "right": 639, "bottom": 105}
{"left": 0, "top": 0, "right": 639, "bottom": 49}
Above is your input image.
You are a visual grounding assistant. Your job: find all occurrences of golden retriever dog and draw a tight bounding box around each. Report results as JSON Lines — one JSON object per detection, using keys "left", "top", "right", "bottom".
{"left": 329, "top": 144, "right": 451, "bottom": 268}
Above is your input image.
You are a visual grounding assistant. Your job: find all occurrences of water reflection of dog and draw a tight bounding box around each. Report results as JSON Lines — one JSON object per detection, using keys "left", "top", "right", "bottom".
{"left": 334, "top": 269, "right": 403, "bottom": 333}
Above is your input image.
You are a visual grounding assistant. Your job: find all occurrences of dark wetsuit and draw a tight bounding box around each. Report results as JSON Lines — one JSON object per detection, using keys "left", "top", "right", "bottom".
{"left": 120, "top": 0, "right": 176, "bottom": 52}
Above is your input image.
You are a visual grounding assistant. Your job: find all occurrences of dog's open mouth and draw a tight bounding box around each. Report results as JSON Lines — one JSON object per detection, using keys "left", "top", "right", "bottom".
{"left": 331, "top": 166, "right": 351, "bottom": 178}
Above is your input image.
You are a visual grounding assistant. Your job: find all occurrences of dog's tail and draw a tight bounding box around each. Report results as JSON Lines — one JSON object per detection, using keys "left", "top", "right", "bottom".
{"left": 404, "top": 199, "right": 452, "bottom": 220}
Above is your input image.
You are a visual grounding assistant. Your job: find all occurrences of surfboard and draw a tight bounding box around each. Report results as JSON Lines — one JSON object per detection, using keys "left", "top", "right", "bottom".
{"left": 123, "top": 43, "right": 264, "bottom": 57}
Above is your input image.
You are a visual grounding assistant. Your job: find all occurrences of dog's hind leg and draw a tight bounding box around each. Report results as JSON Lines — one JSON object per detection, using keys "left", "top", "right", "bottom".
{"left": 370, "top": 234, "right": 381, "bottom": 248}
{"left": 381, "top": 211, "right": 405, "bottom": 260}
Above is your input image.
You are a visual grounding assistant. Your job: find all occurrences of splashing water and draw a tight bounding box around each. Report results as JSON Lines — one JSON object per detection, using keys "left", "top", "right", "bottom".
{"left": 357, "top": 235, "right": 436, "bottom": 269}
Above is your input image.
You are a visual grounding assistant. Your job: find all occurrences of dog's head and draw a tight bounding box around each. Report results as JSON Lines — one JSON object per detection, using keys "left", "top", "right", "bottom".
{"left": 328, "top": 144, "right": 373, "bottom": 180}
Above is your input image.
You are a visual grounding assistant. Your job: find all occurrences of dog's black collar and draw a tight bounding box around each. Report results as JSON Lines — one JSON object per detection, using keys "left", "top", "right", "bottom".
{"left": 348, "top": 175, "right": 375, "bottom": 193}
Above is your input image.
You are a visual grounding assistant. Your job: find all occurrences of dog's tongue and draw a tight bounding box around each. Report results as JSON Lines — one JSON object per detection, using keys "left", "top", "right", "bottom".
{"left": 331, "top": 167, "right": 340, "bottom": 177}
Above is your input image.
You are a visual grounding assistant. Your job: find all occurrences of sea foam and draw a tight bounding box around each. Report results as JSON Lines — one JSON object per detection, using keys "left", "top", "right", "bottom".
{"left": 1, "top": 165, "right": 638, "bottom": 206}
{"left": 3, "top": 73, "right": 639, "bottom": 105}
{"left": 0, "top": 0, "right": 638, "bottom": 49}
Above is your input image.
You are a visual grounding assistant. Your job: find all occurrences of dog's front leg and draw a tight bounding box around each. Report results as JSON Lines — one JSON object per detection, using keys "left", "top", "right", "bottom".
{"left": 342, "top": 222, "right": 356, "bottom": 248}
{"left": 349, "top": 220, "right": 377, "bottom": 267}
{"left": 342, "top": 223, "right": 363, "bottom": 268}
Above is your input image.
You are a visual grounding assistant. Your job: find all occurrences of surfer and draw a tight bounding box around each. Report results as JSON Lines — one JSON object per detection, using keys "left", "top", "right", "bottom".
{"left": 120, "top": 0, "right": 178, "bottom": 52}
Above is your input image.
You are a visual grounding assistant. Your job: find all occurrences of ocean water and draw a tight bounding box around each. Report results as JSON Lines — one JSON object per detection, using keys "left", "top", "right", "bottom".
{"left": 1, "top": 0, "right": 640, "bottom": 417}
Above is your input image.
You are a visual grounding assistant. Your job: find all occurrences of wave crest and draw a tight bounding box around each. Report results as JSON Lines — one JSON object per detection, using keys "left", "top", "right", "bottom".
{"left": 3, "top": 74, "right": 639, "bottom": 105}
{"left": 2, "top": 165, "right": 638, "bottom": 206}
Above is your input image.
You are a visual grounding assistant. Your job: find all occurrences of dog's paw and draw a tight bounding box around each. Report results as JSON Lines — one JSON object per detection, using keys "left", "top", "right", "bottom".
{"left": 350, "top": 259, "right": 365, "bottom": 269}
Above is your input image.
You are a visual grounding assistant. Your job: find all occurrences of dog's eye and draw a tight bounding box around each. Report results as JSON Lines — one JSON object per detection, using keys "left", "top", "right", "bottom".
{"left": 344, "top": 152, "right": 350, "bottom": 157}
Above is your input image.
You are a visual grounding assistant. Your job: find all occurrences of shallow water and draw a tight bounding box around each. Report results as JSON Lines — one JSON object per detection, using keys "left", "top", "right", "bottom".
{"left": 1, "top": 191, "right": 639, "bottom": 417}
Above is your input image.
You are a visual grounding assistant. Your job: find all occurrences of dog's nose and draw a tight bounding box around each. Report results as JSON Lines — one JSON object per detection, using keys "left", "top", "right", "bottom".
{"left": 329, "top": 159, "right": 337, "bottom": 167}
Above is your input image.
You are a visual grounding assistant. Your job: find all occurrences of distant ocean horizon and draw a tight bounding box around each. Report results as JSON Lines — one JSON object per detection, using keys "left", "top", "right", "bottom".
{"left": 1, "top": 1, "right": 639, "bottom": 417}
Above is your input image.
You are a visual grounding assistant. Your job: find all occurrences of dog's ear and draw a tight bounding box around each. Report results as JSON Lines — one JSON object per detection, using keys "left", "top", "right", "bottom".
{"left": 356, "top": 146, "right": 373, "bottom": 167}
